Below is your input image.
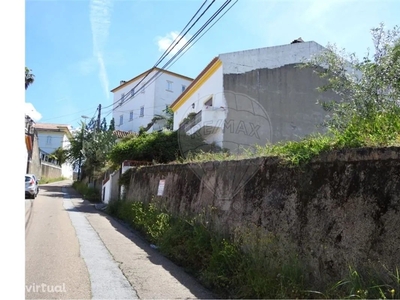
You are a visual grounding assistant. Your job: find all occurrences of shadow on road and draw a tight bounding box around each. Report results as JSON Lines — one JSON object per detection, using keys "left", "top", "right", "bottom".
{"left": 62, "top": 184, "right": 217, "bottom": 300}
{"left": 38, "top": 185, "right": 68, "bottom": 198}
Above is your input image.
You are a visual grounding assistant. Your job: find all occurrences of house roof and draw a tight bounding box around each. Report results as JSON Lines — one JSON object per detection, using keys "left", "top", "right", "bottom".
{"left": 170, "top": 57, "right": 222, "bottom": 112}
{"left": 34, "top": 123, "right": 72, "bottom": 137}
{"left": 110, "top": 67, "right": 194, "bottom": 93}
{"left": 113, "top": 130, "right": 136, "bottom": 139}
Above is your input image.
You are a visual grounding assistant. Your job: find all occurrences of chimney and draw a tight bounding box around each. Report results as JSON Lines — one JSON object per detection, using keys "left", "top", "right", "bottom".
{"left": 120, "top": 80, "right": 126, "bottom": 85}
{"left": 291, "top": 37, "right": 304, "bottom": 44}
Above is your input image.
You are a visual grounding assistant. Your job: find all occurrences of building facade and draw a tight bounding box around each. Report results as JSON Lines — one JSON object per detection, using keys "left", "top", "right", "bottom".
{"left": 111, "top": 68, "right": 193, "bottom": 133}
{"left": 34, "top": 123, "right": 74, "bottom": 179}
{"left": 171, "top": 40, "right": 338, "bottom": 154}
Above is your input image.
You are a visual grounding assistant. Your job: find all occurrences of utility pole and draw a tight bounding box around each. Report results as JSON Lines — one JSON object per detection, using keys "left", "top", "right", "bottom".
{"left": 97, "top": 104, "right": 102, "bottom": 131}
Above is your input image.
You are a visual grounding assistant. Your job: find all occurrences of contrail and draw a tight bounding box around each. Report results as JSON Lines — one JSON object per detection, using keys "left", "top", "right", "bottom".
{"left": 90, "top": 0, "right": 112, "bottom": 98}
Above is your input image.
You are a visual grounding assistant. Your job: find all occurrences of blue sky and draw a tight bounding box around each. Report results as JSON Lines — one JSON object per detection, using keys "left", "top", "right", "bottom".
{"left": 25, "top": 0, "right": 399, "bottom": 130}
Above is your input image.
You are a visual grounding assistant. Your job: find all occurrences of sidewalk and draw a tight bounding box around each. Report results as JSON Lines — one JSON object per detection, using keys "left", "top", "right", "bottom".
{"left": 62, "top": 182, "right": 216, "bottom": 300}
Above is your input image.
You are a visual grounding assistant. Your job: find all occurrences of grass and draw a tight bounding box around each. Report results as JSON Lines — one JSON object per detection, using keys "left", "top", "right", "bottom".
{"left": 72, "top": 181, "right": 101, "bottom": 202}
{"left": 39, "top": 176, "right": 68, "bottom": 184}
{"left": 105, "top": 200, "right": 400, "bottom": 299}
{"left": 180, "top": 109, "right": 400, "bottom": 166}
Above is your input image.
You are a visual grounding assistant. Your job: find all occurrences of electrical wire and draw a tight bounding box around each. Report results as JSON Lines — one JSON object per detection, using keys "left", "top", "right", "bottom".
{"left": 100, "top": 0, "right": 213, "bottom": 111}
{"left": 111, "top": 0, "right": 221, "bottom": 110}
{"left": 112, "top": 0, "right": 235, "bottom": 111}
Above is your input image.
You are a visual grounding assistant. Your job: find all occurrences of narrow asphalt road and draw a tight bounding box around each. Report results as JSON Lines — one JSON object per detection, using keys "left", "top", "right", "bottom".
{"left": 25, "top": 180, "right": 215, "bottom": 300}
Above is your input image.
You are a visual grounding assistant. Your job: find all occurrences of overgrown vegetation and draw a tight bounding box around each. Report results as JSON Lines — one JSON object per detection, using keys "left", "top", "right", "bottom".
{"left": 106, "top": 200, "right": 400, "bottom": 299}
{"left": 181, "top": 23, "right": 400, "bottom": 165}
{"left": 108, "top": 129, "right": 222, "bottom": 168}
{"left": 39, "top": 176, "right": 67, "bottom": 184}
{"left": 72, "top": 181, "right": 101, "bottom": 202}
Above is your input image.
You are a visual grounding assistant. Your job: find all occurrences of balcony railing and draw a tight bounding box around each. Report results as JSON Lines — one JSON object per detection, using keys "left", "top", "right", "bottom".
{"left": 179, "top": 106, "right": 226, "bottom": 135}
{"left": 180, "top": 110, "right": 202, "bottom": 132}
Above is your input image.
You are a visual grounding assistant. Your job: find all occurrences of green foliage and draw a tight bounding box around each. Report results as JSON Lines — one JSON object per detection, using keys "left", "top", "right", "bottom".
{"left": 109, "top": 118, "right": 115, "bottom": 131}
{"left": 72, "top": 181, "right": 101, "bottom": 202}
{"left": 25, "top": 67, "right": 35, "bottom": 90}
{"left": 49, "top": 147, "right": 68, "bottom": 166}
{"left": 303, "top": 23, "right": 400, "bottom": 131}
{"left": 108, "top": 130, "right": 219, "bottom": 167}
{"left": 106, "top": 200, "right": 310, "bottom": 299}
{"left": 82, "top": 129, "right": 117, "bottom": 178}
{"left": 138, "top": 105, "right": 175, "bottom": 134}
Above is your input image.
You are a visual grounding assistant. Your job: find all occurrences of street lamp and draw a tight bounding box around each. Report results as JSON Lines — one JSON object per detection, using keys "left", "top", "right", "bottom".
{"left": 77, "top": 115, "right": 90, "bottom": 181}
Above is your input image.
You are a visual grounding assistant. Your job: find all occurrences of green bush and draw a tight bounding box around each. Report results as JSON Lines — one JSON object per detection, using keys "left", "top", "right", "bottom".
{"left": 108, "top": 130, "right": 222, "bottom": 167}
{"left": 72, "top": 181, "right": 101, "bottom": 202}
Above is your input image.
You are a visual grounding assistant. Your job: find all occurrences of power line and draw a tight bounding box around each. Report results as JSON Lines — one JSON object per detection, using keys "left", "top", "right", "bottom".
{"left": 169, "top": 0, "right": 239, "bottom": 68}
{"left": 154, "top": 0, "right": 210, "bottom": 67}
{"left": 111, "top": 0, "right": 219, "bottom": 110}
{"left": 112, "top": 0, "right": 235, "bottom": 111}
{"left": 100, "top": 0, "right": 213, "bottom": 112}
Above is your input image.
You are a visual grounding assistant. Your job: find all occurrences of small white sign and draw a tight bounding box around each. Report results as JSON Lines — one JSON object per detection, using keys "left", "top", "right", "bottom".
{"left": 157, "top": 179, "right": 165, "bottom": 196}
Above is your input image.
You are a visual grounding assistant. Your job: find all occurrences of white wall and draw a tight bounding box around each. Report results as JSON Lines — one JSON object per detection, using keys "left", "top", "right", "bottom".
{"left": 37, "top": 129, "right": 73, "bottom": 179}
{"left": 153, "top": 72, "right": 192, "bottom": 116}
{"left": 173, "top": 64, "right": 225, "bottom": 131}
{"left": 37, "top": 131, "right": 65, "bottom": 154}
{"left": 112, "top": 74, "right": 156, "bottom": 133}
{"left": 219, "top": 41, "right": 327, "bottom": 74}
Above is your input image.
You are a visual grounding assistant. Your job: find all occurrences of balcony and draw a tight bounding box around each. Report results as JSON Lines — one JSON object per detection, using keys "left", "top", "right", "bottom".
{"left": 180, "top": 106, "right": 226, "bottom": 136}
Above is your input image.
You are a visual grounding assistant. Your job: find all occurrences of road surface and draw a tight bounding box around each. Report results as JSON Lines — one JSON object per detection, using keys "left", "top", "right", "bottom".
{"left": 25, "top": 180, "right": 215, "bottom": 299}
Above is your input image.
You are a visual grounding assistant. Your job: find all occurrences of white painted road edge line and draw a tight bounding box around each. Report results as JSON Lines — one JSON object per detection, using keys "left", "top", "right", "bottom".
{"left": 62, "top": 188, "right": 138, "bottom": 300}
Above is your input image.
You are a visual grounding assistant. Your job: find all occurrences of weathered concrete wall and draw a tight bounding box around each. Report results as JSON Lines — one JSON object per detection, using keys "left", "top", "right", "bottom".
{"left": 123, "top": 147, "right": 400, "bottom": 284}
{"left": 27, "top": 133, "right": 41, "bottom": 177}
{"left": 223, "top": 64, "right": 338, "bottom": 145}
{"left": 41, "top": 162, "right": 62, "bottom": 179}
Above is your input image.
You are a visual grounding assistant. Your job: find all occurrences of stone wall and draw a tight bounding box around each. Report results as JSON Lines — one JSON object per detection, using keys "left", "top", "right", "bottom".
{"left": 123, "top": 147, "right": 400, "bottom": 284}
{"left": 41, "top": 162, "right": 62, "bottom": 179}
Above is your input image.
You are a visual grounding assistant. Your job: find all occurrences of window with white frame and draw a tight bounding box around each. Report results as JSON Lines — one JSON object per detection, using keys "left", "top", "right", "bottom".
{"left": 129, "top": 111, "right": 134, "bottom": 121}
{"left": 121, "top": 93, "right": 125, "bottom": 103}
{"left": 140, "top": 106, "right": 144, "bottom": 117}
{"left": 130, "top": 88, "right": 135, "bottom": 96}
{"left": 167, "top": 80, "right": 173, "bottom": 91}
{"left": 119, "top": 115, "right": 123, "bottom": 125}
{"left": 181, "top": 85, "right": 186, "bottom": 93}
{"left": 46, "top": 136, "right": 52, "bottom": 145}
{"left": 205, "top": 97, "right": 213, "bottom": 107}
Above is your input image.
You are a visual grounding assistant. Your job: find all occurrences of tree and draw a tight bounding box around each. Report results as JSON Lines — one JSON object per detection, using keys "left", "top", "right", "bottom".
{"left": 139, "top": 105, "right": 174, "bottom": 135}
{"left": 101, "top": 117, "right": 108, "bottom": 131}
{"left": 49, "top": 147, "right": 67, "bottom": 166}
{"left": 108, "top": 118, "right": 115, "bottom": 131}
{"left": 304, "top": 23, "right": 400, "bottom": 132}
{"left": 82, "top": 130, "right": 117, "bottom": 178}
{"left": 25, "top": 67, "right": 35, "bottom": 90}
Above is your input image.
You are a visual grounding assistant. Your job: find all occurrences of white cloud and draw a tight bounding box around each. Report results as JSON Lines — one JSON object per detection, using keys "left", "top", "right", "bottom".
{"left": 90, "top": 0, "right": 112, "bottom": 98}
{"left": 25, "top": 102, "right": 42, "bottom": 121}
{"left": 156, "top": 31, "right": 191, "bottom": 56}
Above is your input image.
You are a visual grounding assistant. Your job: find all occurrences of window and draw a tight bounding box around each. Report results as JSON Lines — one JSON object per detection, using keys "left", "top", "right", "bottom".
{"left": 205, "top": 97, "right": 213, "bottom": 107}
{"left": 140, "top": 106, "right": 144, "bottom": 117}
{"left": 129, "top": 111, "right": 134, "bottom": 121}
{"left": 181, "top": 85, "right": 186, "bottom": 93}
{"left": 46, "top": 136, "right": 52, "bottom": 145}
{"left": 119, "top": 115, "right": 123, "bottom": 125}
{"left": 141, "top": 83, "right": 145, "bottom": 93}
{"left": 121, "top": 93, "right": 125, "bottom": 103}
{"left": 130, "top": 88, "right": 135, "bottom": 96}
{"left": 167, "top": 81, "right": 173, "bottom": 91}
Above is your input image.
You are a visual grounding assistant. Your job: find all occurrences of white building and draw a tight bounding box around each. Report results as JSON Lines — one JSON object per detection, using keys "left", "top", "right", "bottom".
{"left": 111, "top": 67, "right": 193, "bottom": 133}
{"left": 34, "top": 123, "right": 74, "bottom": 179}
{"left": 170, "top": 40, "right": 336, "bottom": 154}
